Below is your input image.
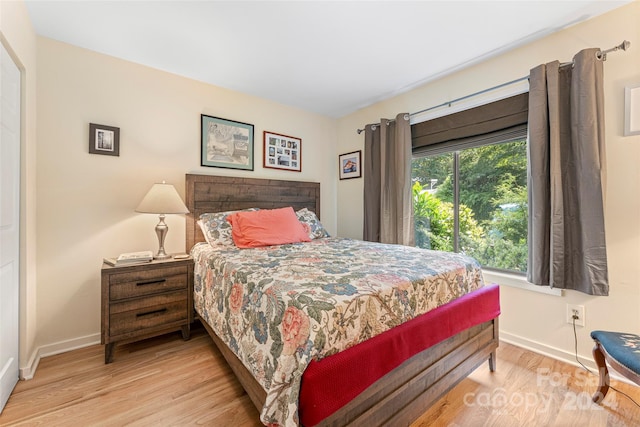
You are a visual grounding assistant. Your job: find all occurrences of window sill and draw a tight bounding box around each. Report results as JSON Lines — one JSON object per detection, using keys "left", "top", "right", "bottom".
{"left": 482, "top": 269, "right": 563, "bottom": 296}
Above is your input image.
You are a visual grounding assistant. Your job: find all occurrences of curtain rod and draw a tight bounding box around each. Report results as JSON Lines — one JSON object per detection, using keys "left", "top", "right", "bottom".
{"left": 356, "top": 40, "right": 631, "bottom": 134}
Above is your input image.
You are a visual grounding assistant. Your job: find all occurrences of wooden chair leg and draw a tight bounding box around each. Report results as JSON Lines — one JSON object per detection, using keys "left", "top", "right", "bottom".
{"left": 592, "top": 341, "right": 610, "bottom": 404}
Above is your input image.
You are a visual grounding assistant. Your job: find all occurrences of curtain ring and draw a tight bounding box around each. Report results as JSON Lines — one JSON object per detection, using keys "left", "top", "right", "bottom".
{"left": 371, "top": 124, "right": 377, "bottom": 131}
{"left": 403, "top": 113, "right": 409, "bottom": 121}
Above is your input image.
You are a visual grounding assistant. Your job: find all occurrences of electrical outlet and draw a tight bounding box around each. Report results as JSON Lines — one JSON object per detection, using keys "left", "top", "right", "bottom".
{"left": 566, "top": 304, "right": 585, "bottom": 327}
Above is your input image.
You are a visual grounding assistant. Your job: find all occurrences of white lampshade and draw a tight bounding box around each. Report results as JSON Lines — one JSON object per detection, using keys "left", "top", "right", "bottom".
{"left": 135, "top": 182, "right": 189, "bottom": 215}
{"left": 135, "top": 182, "right": 189, "bottom": 260}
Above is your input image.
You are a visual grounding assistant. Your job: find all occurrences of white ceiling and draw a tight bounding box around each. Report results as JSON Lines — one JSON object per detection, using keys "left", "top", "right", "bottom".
{"left": 25, "top": 0, "right": 632, "bottom": 118}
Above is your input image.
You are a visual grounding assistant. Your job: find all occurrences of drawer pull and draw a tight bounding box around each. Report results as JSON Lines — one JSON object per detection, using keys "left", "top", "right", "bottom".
{"left": 136, "top": 308, "right": 167, "bottom": 317}
{"left": 136, "top": 279, "right": 167, "bottom": 286}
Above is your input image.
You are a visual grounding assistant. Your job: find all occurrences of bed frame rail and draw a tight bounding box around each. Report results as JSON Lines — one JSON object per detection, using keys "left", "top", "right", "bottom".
{"left": 319, "top": 319, "right": 498, "bottom": 426}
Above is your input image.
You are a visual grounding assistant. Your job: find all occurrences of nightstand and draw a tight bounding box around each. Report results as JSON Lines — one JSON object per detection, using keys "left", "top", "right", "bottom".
{"left": 101, "top": 256, "right": 194, "bottom": 363}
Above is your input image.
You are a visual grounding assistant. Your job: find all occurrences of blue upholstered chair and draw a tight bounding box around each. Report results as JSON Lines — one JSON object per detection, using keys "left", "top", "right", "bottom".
{"left": 590, "top": 330, "right": 640, "bottom": 403}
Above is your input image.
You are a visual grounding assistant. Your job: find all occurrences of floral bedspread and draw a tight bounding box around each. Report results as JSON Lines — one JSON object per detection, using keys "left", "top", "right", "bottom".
{"left": 191, "top": 238, "right": 484, "bottom": 426}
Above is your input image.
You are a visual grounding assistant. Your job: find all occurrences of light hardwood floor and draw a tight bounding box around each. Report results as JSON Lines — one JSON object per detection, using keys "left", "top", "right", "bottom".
{"left": 1, "top": 323, "right": 639, "bottom": 426}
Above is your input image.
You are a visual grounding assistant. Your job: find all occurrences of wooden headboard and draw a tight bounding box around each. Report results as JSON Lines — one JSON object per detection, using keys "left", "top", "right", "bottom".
{"left": 185, "top": 174, "right": 321, "bottom": 251}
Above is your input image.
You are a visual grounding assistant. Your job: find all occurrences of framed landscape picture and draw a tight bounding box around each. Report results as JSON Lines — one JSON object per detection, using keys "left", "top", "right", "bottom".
{"left": 263, "top": 131, "right": 302, "bottom": 172}
{"left": 339, "top": 150, "right": 361, "bottom": 180}
{"left": 201, "top": 115, "right": 254, "bottom": 170}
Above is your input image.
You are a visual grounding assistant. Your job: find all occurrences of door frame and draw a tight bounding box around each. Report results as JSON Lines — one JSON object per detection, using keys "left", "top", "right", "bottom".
{"left": 0, "top": 36, "right": 23, "bottom": 413}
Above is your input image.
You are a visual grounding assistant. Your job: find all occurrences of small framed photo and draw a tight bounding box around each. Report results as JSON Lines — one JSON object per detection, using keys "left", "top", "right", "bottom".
{"left": 201, "top": 115, "right": 254, "bottom": 170}
{"left": 339, "top": 150, "right": 362, "bottom": 180}
{"left": 625, "top": 84, "right": 640, "bottom": 136}
{"left": 89, "top": 123, "right": 120, "bottom": 156}
{"left": 263, "top": 131, "right": 301, "bottom": 172}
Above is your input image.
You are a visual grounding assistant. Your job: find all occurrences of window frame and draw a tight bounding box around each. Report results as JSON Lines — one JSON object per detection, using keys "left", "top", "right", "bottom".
{"left": 412, "top": 131, "right": 528, "bottom": 274}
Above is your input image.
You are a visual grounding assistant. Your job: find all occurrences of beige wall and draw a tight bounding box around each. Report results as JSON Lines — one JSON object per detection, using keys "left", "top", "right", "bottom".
{"left": 16, "top": 0, "right": 640, "bottom": 377}
{"left": 1, "top": 0, "right": 38, "bottom": 372}
{"left": 337, "top": 2, "right": 640, "bottom": 366}
{"left": 34, "top": 38, "right": 337, "bottom": 355}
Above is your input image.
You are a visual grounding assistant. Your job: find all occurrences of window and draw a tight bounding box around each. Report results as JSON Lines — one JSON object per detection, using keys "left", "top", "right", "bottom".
{"left": 412, "top": 137, "right": 527, "bottom": 273}
{"left": 410, "top": 93, "right": 529, "bottom": 274}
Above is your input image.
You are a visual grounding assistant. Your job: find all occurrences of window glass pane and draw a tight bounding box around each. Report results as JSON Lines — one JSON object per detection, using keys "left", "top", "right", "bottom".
{"left": 412, "top": 153, "right": 454, "bottom": 251}
{"left": 459, "top": 140, "right": 528, "bottom": 273}
{"left": 411, "top": 139, "right": 528, "bottom": 273}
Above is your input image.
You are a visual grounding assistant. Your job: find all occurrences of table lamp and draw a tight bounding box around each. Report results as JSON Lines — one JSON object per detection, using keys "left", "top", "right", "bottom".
{"left": 135, "top": 181, "right": 189, "bottom": 259}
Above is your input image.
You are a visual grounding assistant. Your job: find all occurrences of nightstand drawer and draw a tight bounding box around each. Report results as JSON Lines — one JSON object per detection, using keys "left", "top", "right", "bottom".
{"left": 109, "top": 266, "right": 188, "bottom": 300}
{"left": 109, "top": 290, "right": 187, "bottom": 336}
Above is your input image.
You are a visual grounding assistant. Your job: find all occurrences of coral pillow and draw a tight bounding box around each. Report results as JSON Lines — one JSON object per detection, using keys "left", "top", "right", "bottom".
{"left": 228, "top": 207, "right": 311, "bottom": 248}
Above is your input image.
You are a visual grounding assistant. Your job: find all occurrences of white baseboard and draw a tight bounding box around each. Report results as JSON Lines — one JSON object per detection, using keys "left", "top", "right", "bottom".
{"left": 501, "top": 330, "right": 595, "bottom": 369}
{"left": 20, "top": 333, "right": 100, "bottom": 380}
{"left": 18, "top": 330, "right": 633, "bottom": 388}
{"left": 500, "top": 330, "right": 634, "bottom": 386}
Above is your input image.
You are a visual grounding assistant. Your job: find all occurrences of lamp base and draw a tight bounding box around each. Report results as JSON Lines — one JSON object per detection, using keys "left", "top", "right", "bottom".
{"left": 154, "top": 251, "right": 171, "bottom": 260}
{"left": 154, "top": 214, "right": 171, "bottom": 260}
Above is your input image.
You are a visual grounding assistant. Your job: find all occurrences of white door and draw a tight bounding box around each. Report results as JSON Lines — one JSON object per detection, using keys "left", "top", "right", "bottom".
{"left": 0, "top": 42, "right": 21, "bottom": 413}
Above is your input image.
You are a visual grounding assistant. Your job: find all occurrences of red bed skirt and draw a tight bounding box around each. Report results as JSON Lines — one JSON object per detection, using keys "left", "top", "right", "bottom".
{"left": 298, "top": 284, "right": 500, "bottom": 426}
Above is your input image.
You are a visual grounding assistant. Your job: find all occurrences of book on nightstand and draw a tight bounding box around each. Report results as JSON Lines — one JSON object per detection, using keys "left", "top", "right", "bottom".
{"left": 103, "top": 250, "right": 153, "bottom": 266}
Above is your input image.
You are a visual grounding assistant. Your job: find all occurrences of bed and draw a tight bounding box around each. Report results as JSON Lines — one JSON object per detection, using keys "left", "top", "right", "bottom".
{"left": 185, "top": 173, "right": 500, "bottom": 426}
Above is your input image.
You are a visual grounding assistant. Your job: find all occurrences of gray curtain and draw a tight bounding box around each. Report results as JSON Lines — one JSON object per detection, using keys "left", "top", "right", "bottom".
{"left": 363, "top": 113, "right": 414, "bottom": 246}
{"left": 528, "top": 48, "right": 608, "bottom": 296}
